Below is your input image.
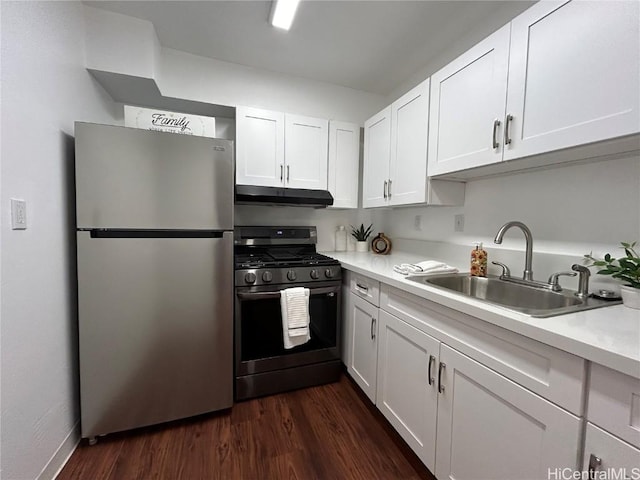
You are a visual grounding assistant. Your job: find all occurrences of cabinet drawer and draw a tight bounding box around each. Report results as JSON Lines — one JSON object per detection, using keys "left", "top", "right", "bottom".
{"left": 380, "top": 284, "right": 585, "bottom": 414}
{"left": 349, "top": 272, "right": 380, "bottom": 306}
{"left": 589, "top": 363, "right": 640, "bottom": 449}
{"left": 583, "top": 422, "right": 640, "bottom": 474}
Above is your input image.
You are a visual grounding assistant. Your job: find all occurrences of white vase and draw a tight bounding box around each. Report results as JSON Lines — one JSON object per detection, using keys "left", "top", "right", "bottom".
{"left": 356, "top": 241, "right": 368, "bottom": 252}
{"left": 620, "top": 285, "right": 640, "bottom": 309}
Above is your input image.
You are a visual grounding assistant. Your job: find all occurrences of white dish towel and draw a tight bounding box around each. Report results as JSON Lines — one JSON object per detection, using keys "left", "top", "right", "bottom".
{"left": 393, "top": 260, "right": 459, "bottom": 276}
{"left": 280, "top": 287, "right": 311, "bottom": 349}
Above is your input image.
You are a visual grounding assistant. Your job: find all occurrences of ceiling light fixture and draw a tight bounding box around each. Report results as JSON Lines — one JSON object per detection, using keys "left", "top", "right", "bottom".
{"left": 270, "top": 0, "right": 301, "bottom": 31}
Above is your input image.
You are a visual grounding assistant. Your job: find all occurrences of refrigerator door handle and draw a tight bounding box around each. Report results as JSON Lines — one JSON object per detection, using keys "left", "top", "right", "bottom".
{"left": 86, "top": 229, "right": 226, "bottom": 239}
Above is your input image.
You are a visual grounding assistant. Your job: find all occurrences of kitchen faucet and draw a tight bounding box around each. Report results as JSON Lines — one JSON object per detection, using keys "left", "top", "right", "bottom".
{"left": 493, "top": 221, "right": 534, "bottom": 281}
{"left": 492, "top": 221, "right": 584, "bottom": 294}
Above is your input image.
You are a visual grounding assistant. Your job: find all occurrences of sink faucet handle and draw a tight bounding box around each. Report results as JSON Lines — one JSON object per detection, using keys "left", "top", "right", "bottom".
{"left": 492, "top": 261, "right": 511, "bottom": 279}
{"left": 548, "top": 271, "right": 577, "bottom": 292}
{"left": 571, "top": 264, "right": 591, "bottom": 298}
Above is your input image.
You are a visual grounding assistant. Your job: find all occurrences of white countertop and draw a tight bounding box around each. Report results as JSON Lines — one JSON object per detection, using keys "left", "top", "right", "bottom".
{"left": 323, "top": 250, "right": 640, "bottom": 379}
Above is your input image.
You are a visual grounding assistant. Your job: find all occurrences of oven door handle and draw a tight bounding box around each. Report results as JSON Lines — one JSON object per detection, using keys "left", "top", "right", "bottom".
{"left": 237, "top": 286, "right": 339, "bottom": 300}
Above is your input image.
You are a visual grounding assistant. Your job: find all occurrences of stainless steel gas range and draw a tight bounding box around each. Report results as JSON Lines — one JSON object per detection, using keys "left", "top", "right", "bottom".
{"left": 234, "top": 226, "right": 342, "bottom": 400}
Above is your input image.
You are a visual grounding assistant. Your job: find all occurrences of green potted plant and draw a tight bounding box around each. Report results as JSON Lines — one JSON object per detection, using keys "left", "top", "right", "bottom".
{"left": 350, "top": 223, "right": 373, "bottom": 252}
{"left": 584, "top": 241, "right": 640, "bottom": 309}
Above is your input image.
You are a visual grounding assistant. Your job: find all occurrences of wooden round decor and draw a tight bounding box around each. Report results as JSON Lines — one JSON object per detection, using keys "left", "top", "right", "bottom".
{"left": 371, "top": 232, "right": 392, "bottom": 255}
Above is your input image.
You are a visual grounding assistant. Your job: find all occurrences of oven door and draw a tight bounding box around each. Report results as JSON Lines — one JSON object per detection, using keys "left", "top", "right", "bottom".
{"left": 235, "top": 281, "right": 341, "bottom": 377}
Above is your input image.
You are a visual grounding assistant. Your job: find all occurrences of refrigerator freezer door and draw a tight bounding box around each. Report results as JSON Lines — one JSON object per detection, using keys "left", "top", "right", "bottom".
{"left": 75, "top": 123, "right": 233, "bottom": 230}
{"left": 77, "top": 230, "right": 233, "bottom": 438}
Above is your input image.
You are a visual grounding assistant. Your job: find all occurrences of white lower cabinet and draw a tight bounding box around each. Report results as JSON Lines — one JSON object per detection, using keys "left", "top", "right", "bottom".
{"left": 343, "top": 273, "right": 586, "bottom": 479}
{"left": 376, "top": 310, "right": 440, "bottom": 471}
{"left": 582, "top": 363, "right": 640, "bottom": 476}
{"left": 582, "top": 423, "right": 640, "bottom": 478}
{"left": 347, "top": 293, "right": 379, "bottom": 402}
{"left": 435, "top": 344, "right": 581, "bottom": 480}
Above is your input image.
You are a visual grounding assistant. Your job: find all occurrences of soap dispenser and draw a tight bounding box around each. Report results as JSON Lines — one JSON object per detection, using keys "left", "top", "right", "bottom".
{"left": 470, "top": 242, "right": 487, "bottom": 277}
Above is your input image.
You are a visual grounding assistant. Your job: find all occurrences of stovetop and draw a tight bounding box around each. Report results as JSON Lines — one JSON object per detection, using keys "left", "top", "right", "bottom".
{"left": 233, "top": 226, "right": 341, "bottom": 286}
{"left": 235, "top": 249, "right": 339, "bottom": 270}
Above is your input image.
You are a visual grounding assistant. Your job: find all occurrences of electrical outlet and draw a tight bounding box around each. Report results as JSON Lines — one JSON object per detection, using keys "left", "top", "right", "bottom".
{"left": 454, "top": 214, "right": 464, "bottom": 232}
{"left": 414, "top": 215, "right": 422, "bottom": 231}
{"left": 11, "top": 198, "right": 27, "bottom": 230}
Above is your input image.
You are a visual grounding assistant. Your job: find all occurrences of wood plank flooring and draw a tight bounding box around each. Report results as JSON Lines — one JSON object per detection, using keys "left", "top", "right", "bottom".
{"left": 58, "top": 374, "right": 435, "bottom": 480}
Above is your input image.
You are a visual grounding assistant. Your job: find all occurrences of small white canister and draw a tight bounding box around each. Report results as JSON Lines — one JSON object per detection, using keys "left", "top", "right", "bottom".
{"left": 335, "top": 225, "right": 347, "bottom": 252}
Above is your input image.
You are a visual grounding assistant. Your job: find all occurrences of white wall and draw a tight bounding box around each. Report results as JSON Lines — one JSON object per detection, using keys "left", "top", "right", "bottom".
{"left": 1, "top": 2, "right": 118, "bottom": 479}
{"left": 379, "top": 155, "right": 640, "bottom": 275}
{"left": 159, "top": 48, "right": 385, "bottom": 124}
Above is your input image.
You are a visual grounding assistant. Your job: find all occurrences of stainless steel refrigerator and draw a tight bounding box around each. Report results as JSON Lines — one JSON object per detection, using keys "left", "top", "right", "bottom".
{"left": 74, "top": 122, "right": 233, "bottom": 442}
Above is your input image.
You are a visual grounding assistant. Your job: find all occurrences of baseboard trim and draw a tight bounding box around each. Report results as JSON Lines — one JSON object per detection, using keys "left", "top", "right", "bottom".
{"left": 37, "top": 422, "right": 80, "bottom": 480}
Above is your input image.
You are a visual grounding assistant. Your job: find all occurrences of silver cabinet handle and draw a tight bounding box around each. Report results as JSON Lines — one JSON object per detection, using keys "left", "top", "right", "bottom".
{"left": 280, "top": 164, "right": 284, "bottom": 181}
{"left": 388, "top": 179, "right": 392, "bottom": 198}
{"left": 383, "top": 180, "right": 388, "bottom": 199}
{"left": 492, "top": 119, "right": 501, "bottom": 149}
{"left": 588, "top": 454, "right": 602, "bottom": 478}
{"left": 428, "top": 355, "right": 436, "bottom": 386}
{"left": 370, "top": 317, "right": 376, "bottom": 340}
{"left": 504, "top": 114, "right": 513, "bottom": 145}
{"left": 438, "top": 362, "right": 446, "bottom": 393}
{"left": 355, "top": 283, "right": 369, "bottom": 292}
{"left": 286, "top": 165, "right": 290, "bottom": 182}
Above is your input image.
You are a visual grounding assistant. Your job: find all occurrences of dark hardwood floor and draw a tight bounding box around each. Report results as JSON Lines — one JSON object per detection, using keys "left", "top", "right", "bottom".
{"left": 58, "top": 374, "right": 436, "bottom": 480}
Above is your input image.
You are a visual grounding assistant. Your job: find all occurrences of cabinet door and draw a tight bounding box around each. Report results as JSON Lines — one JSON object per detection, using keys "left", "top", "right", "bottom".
{"left": 236, "top": 106, "right": 285, "bottom": 187}
{"left": 435, "top": 344, "right": 581, "bottom": 480}
{"left": 428, "top": 25, "right": 510, "bottom": 176}
{"left": 362, "top": 107, "right": 391, "bottom": 208}
{"left": 389, "top": 79, "right": 429, "bottom": 206}
{"left": 376, "top": 310, "right": 439, "bottom": 471}
{"left": 328, "top": 121, "right": 360, "bottom": 209}
{"left": 504, "top": 0, "right": 640, "bottom": 161}
{"left": 582, "top": 423, "right": 640, "bottom": 477}
{"left": 348, "top": 294, "right": 379, "bottom": 402}
{"left": 284, "top": 114, "right": 328, "bottom": 190}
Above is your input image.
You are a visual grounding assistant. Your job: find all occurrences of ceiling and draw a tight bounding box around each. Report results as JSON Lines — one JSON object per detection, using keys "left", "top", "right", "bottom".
{"left": 85, "top": 1, "right": 531, "bottom": 96}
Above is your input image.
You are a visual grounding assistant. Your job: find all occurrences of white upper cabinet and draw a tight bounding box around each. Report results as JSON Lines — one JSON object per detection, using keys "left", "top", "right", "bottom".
{"left": 363, "top": 79, "right": 464, "bottom": 208}
{"left": 285, "top": 114, "right": 328, "bottom": 190}
{"left": 236, "top": 107, "right": 329, "bottom": 190}
{"left": 389, "top": 79, "right": 430, "bottom": 206}
{"left": 236, "top": 106, "right": 285, "bottom": 187}
{"left": 362, "top": 106, "right": 392, "bottom": 208}
{"left": 328, "top": 121, "right": 360, "bottom": 209}
{"left": 428, "top": 25, "right": 511, "bottom": 176}
{"left": 504, "top": 0, "right": 640, "bottom": 161}
{"left": 428, "top": 0, "right": 640, "bottom": 178}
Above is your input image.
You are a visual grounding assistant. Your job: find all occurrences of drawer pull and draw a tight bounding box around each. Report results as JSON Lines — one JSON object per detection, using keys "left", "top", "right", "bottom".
{"left": 383, "top": 180, "right": 388, "bottom": 199}
{"left": 370, "top": 317, "right": 376, "bottom": 340}
{"left": 355, "top": 283, "right": 369, "bottom": 294}
{"left": 438, "top": 362, "right": 446, "bottom": 394}
{"left": 428, "top": 355, "right": 436, "bottom": 386}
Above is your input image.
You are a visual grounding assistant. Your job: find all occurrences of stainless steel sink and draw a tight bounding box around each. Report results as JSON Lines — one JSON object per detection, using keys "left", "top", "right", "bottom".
{"left": 406, "top": 273, "right": 620, "bottom": 317}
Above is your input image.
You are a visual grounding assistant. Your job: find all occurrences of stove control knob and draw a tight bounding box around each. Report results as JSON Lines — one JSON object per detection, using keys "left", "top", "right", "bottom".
{"left": 244, "top": 272, "right": 257, "bottom": 284}
{"left": 325, "top": 268, "right": 335, "bottom": 279}
{"left": 287, "top": 270, "right": 297, "bottom": 281}
{"left": 262, "top": 271, "right": 273, "bottom": 283}
{"left": 310, "top": 269, "right": 320, "bottom": 279}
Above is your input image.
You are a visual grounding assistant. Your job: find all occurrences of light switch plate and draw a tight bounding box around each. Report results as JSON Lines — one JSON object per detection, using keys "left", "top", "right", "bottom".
{"left": 11, "top": 198, "right": 27, "bottom": 230}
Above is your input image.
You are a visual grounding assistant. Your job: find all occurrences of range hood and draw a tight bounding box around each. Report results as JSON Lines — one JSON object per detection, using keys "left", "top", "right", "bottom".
{"left": 235, "top": 185, "right": 333, "bottom": 208}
